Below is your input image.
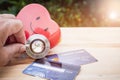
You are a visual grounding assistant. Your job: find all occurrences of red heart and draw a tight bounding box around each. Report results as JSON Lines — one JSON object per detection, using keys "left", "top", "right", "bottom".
{"left": 17, "top": 4, "right": 61, "bottom": 48}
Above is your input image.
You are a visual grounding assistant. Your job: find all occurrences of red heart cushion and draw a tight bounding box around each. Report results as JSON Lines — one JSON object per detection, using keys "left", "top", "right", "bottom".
{"left": 16, "top": 4, "right": 61, "bottom": 48}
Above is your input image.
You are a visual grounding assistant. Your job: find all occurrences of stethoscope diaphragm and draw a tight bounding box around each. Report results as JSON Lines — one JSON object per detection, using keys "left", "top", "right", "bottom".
{"left": 25, "top": 34, "right": 50, "bottom": 59}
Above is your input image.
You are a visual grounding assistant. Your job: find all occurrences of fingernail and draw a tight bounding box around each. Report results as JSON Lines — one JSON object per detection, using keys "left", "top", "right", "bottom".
{"left": 19, "top": 45, "right": 26, "bottom": 53}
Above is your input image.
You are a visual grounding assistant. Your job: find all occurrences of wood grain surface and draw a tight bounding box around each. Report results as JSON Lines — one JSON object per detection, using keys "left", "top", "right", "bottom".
{"left": 0, "top": 27, "right": 120, "bottom": 80}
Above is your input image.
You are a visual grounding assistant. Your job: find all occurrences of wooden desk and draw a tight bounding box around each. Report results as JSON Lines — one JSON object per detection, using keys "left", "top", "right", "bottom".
{"left": 0, "top": 27, "right": 120, "bottom": 80}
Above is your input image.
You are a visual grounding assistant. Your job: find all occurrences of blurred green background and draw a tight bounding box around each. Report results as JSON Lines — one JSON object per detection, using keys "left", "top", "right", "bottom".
{"left": 0, "top": 0, "right": 120, "bottom": 27}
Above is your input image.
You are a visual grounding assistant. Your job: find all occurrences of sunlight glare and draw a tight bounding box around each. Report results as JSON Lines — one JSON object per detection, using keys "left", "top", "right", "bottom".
{"left": 108, "top": 11, "right": 118, "bottom": 20}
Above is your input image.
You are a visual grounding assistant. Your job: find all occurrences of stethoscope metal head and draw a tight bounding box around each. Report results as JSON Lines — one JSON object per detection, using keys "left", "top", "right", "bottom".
{"left": 25, "top": 34, "right": 50, "bottom": 59}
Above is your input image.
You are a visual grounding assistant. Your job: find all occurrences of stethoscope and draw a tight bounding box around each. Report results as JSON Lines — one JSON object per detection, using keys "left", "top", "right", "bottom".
{"left": 25, "top": 34, "right": 50, "bottom": 59}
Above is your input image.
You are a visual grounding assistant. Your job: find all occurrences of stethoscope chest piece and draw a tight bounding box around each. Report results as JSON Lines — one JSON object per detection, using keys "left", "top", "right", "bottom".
{"left": 26, "top": 34, "right": 50, "bottom": 59}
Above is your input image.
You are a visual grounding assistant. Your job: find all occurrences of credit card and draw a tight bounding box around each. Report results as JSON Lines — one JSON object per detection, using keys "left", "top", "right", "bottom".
{"left": 46, "top": 49, "right": 97, "bottom": 66}
{"left": 23, "top": 58, "right": 80, "bottom": 80}
{"left": 23, "top": 49, "right": 97, "bottom": 80}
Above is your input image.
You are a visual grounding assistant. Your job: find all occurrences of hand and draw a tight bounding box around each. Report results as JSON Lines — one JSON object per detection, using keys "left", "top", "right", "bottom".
{"left": 0, "top": 14, "right": 26, "bottom": 66}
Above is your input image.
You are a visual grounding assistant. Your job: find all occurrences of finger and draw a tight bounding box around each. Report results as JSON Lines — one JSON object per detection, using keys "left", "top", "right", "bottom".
{"left": 14, "top": 25, "right": 26, "bottom": 44}
{"left": 4, "top": 43, "right": 26, "bottom": 55}
{"left": 0, "top": 14, "right": 15, "bottom": 19}
{"left": 9, "top": 19, "right": 26, "bottom": 44}
{"left": 0, "top": 19, "right": 26, "bottom": 46}
{"left": 0, "top": 43, "right": 26, "bottom": 66}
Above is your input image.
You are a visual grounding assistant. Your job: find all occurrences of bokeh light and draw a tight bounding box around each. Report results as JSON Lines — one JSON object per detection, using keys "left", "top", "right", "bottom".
{"left": 108, "top": 11, "right": 118, "bottom": 20}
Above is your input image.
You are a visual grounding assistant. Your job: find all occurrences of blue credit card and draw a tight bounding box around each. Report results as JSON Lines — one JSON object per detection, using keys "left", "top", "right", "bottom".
{"left": 23, "top": 49, "right": 97, "bottom": 80}
{"left": 46, "top": 49, "right": 97, "bottom": 66}
{"left": 23, "top": 58, "right": 80, "bottom": 80}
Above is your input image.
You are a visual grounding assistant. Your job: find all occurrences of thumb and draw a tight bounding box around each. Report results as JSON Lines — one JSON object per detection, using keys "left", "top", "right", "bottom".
{"left": 0, "top": 44, "right": 25, "bottom": 66}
